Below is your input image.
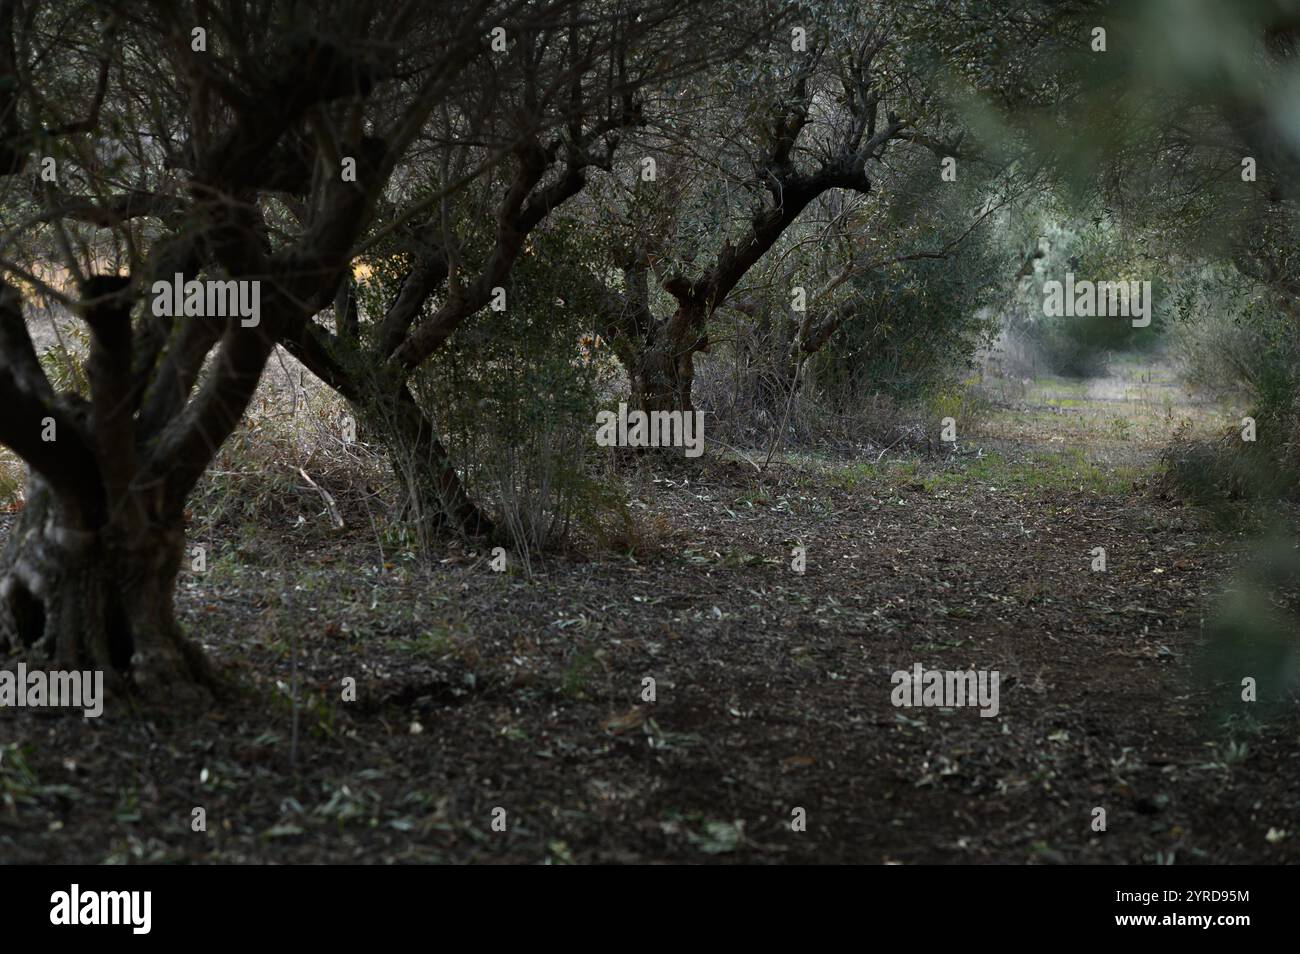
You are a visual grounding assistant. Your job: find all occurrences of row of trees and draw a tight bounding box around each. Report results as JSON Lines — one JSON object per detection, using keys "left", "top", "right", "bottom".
{"left": 3, "top": 0, "right": 1292, "bottom": 697}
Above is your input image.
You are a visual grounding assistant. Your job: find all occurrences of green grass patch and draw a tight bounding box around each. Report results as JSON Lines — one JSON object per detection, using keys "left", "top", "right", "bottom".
{"left": 1029, "top": 376, "right": 1089, "bottom": 397}
{"left": 829, "top": 449, "right": 1150, "bottom": 496}
{"left": 928, "top": 450, "right": 1147, "bottom": 495}
{"left": 829, "top": 457, "right": 919, "bottom": 491}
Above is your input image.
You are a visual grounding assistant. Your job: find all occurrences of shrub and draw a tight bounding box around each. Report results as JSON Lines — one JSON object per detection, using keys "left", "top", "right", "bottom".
{"left": 385, "top": 219, "right": 627, "bottom": 563}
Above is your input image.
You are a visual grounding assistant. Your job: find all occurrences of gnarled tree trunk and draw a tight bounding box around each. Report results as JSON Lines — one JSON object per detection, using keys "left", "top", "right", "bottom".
{"left": 0, "top": 471, "right": 213, "bottom": 699}
{"left": 615, "top": 296, "right": 709, "bottom": 414}
{"left": 282, "top": 324, "right": 494, "bottom": 537}
{"left": 629, "top": 339, "right": 701, "bottom": 414}
{"left": 375, "top": 385, "right": 495, "bottom": 537}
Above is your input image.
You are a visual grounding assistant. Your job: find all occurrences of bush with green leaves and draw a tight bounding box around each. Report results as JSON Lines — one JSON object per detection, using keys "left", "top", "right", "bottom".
{"left": 810, "top": 261, "right": 1002, "bottom": 407}
{"left": 1155, "top": 265, "right": 1300, "bottom": 509}
{"left": 361, "top": 217, "right": 622, "bottom": 561}
{"left": 693, "top": 155, "right": 1014, "bottom": 452}
{"left": 1170, "top": 265, "right": 1299, "bottom": 433}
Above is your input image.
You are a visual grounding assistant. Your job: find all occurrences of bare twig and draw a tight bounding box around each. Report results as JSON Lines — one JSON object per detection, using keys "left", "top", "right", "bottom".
{"left": 297, "top": 465, "right": 345, "bottom": 529}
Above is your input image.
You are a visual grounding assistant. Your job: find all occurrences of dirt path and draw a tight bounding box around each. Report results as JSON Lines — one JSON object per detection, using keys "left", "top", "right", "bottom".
{"left": 2, "top": 360, "right": 1296, "bottom": 864}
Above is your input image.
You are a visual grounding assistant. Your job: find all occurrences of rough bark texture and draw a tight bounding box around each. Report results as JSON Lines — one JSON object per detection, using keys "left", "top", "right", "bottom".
{"left": 377, "top": 386, "right": 495, "bottom": 537}
{"left": 628, "top": 326, "right": 704, "bottom": 414}
{"left": 0, "top": 6, "right": 472, "bottom": 702}
{"left": 0, "top": 472, "right": 213, "bottom": 699}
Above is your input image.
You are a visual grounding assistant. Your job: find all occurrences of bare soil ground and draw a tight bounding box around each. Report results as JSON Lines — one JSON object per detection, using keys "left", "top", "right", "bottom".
{"left": 2, "top": 358, "right": 1297, "bottom": 864}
